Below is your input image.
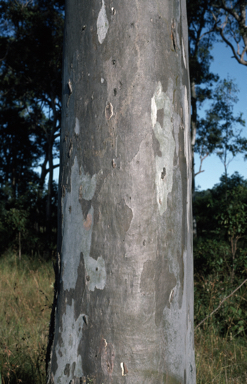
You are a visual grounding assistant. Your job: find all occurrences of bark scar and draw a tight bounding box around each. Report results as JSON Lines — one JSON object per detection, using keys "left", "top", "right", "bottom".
{"left": 120, "top": 362, "right": 128, "bottom": 376}
{"left": 105, "top": 102, "right": 113, "bottom": 120}
{"left": 171, "top": 19, "right": 176, "bottom": 51}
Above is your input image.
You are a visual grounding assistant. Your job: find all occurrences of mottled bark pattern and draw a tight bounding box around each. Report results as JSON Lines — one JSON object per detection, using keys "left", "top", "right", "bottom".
{"left": 47, "top": 0, "right": 196, "bottom": 383}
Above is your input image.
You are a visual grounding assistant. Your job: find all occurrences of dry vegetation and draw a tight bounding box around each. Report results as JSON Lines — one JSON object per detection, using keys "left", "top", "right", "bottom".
{"left": 0, "top": 252, "right": 246, "bottom": 383}
{"left": 195, "top": 326, "right": 247, "bottom": 383}
{"left": 0, "top": 252, "right": 54, "bottom": 384}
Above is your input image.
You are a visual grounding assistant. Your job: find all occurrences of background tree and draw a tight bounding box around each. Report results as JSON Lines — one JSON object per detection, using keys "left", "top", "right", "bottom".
{"left": 195, "top": 77, "right": 246, "bottom": 185}
{"left": 187, "top": 0, "right": 218, "bottom": 194}
{"left": 47, "top": 0, "right": 196, "bottom": 383}
{"left": 212, "top": 0, "right": 247, "bottom": 66}
{"left": 0, "top": 0, "right": 64, "bottom": 255}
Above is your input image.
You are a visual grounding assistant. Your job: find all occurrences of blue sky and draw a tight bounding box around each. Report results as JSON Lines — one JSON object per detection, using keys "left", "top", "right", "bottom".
{"left": 194, "top": 41, "right": 247, "bottom": 191}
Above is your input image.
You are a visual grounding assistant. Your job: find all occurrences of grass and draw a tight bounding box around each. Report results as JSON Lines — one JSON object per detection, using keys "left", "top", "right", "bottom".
{"left": 0, "top": 251, "right": 247, "bottom": 383}
{"left": 0, "top": 251, "right": 54, "bottom": 384}
{"left": 195, "top": 326, "right": 247, "bottom": 383}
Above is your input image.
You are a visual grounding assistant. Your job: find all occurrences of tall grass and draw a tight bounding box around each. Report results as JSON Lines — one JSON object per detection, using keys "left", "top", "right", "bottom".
{"left": 195, "top": 326, "right": 247, "bottom": 383}
{"left": 0, "top": 252, "right": 54, "bottom": 384}
{"left": 194, "top": 271, "right": 247, "bottom": 383}
{"left": 0, "top": 252, "right": 246, "bottom": 383}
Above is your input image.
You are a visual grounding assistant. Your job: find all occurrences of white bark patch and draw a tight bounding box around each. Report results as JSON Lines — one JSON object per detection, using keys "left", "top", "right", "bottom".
{"left": 183, "top": 86, "right": 189, "bottom": 164}
{"left": 61, "top": 156, "right": 106, "bottom": 291}
{"left": 182, "top": 39, "right": 187, "bottom": 68}
{"left": 54, "top": 300, "right": 84, "bottom": 383}
{"left": 97, "top": 0, "right": 109, "bottom": 44}
{"left": 74, "top": 117, "right": 80, "bottom": 135}
{"left": 151, "top": 80, "right": 175, "bottom": 215}
{"left": 169, "top": 286, "right": 176, "bottom": 304}
{"left": 120, "top": 362, "right": 126, "bottom": 376}
{"left": 182, "top": 86, "right": 191, "bottom": 232}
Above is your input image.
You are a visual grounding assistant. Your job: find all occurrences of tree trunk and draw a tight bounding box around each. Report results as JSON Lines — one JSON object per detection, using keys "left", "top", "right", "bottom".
{"left": 47, "top": 1, "right": 195, "bottom": 383}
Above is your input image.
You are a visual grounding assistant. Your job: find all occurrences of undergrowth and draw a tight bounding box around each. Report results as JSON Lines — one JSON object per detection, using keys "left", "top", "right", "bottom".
{"left": 195, "top": 326, "right": 247, "bottom": 383}
{"left": 0, "top": 251, "right": 54, "bottom": 384}
{"left": 0, "top": 251, "right": 247, "bottom": 383}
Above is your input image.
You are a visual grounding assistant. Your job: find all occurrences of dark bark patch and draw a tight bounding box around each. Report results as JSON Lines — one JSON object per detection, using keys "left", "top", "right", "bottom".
{"left": 161, "top": 167, "right": 166, "bottom": 179}
{"left": 64, "top": 363, "right": 70, "bottom": 377}
{"left": 79, "top": 198, "right": 91, "bottom": 220}
{"left": 68, "top": 139, "right": 73, "bottom": 158}
{"left": 116, "top": 199, "right": 133, "bottom": 233}
{"left": 157, "top": 108, "right": 164, "bottom": 127}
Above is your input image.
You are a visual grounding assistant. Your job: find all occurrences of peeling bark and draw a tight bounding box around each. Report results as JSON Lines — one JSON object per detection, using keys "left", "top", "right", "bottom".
{"left": 47, "top": 0, "right": 195, "bottom": 383}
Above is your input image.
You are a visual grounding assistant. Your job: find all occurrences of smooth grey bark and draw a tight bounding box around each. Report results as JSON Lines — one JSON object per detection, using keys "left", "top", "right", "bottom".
{"left": 47, "top": 0, "right": 196, "bottom": 383}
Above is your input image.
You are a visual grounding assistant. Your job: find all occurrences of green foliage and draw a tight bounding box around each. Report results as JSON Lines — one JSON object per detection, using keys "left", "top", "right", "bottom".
{"left": 218, "top": 190, "right": 247, "bottom": 239}
{"left": 187, "top": 0, "right": 218, "bottom": 89}
{"left": 194, "top": 172, "right": 247, "bottom": 337}
{"left": 5, "top": 208, "right": 28, "bottom": 233}
{"left": 0, "top": 181, "right": 58, "bottom": 257}
{"left": 195, "top": 77, "right": 246, "bottom": 170}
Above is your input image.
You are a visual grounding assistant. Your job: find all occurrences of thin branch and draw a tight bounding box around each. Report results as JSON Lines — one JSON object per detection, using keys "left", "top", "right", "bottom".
{"left": 211, "top": 6, "right": 247, "bottom": 66}
{"left": 241, "top": 45, "right": 247, "bottom": 63}
{"left": 198, "top": 27, "right": 217, "bottom": 42}
{"left": 220, "top": 0, "right": 240, "bottom": 22}
{"left": 195, "top": 278, "right": 247, "bottom": 330}
{"left": 219, "top": 26, "right": 247, "bottom": 65}
{"left": 195, "top": 152, "right": 209, "bottom": 177}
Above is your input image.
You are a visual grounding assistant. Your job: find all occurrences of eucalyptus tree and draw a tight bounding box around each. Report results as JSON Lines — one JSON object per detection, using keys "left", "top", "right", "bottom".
{"left": 212, "top": 0, "right": 247, "bottom": 66}
{"left": 195, "top": 77, "right": 246, "bottom": 182}
{"left": 47, "top": 0, "right": 196, "bottom": 383}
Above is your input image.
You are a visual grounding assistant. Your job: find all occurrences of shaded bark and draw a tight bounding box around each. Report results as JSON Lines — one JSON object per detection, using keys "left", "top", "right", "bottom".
{"left": 47, "top": 1, "right": 195, "bottom": 383}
